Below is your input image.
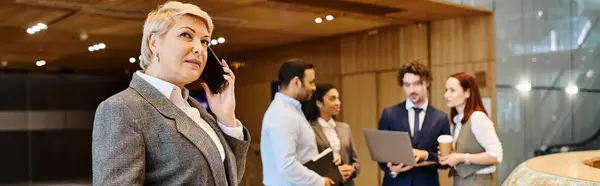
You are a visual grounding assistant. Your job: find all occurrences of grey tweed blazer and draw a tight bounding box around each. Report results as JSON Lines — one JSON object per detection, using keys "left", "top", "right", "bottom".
{"left": 92, "top": 73, "right": 250, "bottom": 186}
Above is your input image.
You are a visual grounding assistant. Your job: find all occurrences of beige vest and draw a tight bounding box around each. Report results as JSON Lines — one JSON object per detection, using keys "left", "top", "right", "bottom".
{"left": 453, "top": 120, "right": 488, "bottom": 178}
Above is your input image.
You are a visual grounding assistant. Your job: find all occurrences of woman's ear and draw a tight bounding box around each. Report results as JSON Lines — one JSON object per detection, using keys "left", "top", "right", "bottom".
{"left": 149, "top": 33, "right": 161, "bottom": 55}
{"left": 465, "top": 88, "right": 471, "bottom": 99}
{"left": 316, "top": 100, "right": 323, "bottom": 109}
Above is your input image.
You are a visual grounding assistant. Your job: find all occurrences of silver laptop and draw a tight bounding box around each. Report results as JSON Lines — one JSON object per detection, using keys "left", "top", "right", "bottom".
{"left": 363, "top": 129, "right": 417, "bottom": 166}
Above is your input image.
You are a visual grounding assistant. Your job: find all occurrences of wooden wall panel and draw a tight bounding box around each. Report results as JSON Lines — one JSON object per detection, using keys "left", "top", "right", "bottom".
{"left": 231, "top": 37, "right": 342, "bottom": 85}
{"left": 430, "top": 15, "right": 495, "bottom": 65}
{"left": 377, "top": 71, "right": 406, "bottom": 116}
{"left": 235, "top": 82, "right": 271, "bottom": 142}
{"left": 341, "top": 73, "right": 379, "bottom": 186}
{"left": 341, "top": 24, "right": 429, "bottom": 74}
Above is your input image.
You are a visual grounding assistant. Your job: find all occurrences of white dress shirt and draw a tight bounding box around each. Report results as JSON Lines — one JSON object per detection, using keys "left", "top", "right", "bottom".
{"left": 136, "top": 71, "right": 244, "bottom": 162}
{"left": 405, "top": 99, "right": 428, "bottom": 137}
{"left": 260, "top": 93, "right": 324, "bottom": 186}
{"left": 453, "top": 111, "right": 503, "bottom": 174}
{"left": 318, "top": 117, "right": 342, "bottom": 160}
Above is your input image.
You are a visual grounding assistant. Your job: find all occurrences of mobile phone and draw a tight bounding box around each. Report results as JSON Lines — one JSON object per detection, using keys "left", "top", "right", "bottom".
{"left": 200, "top": 46, "right": 227, "bottom": 93}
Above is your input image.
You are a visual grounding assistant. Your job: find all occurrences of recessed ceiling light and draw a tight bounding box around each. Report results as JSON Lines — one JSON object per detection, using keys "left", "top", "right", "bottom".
{"left": 315, "top": 17, "right": 323, "bottom": 23}
{"left": 129, "top": 57, "right": 136, "bottom": 63}
{"left": 26, "top": 23, "right": 48, "bottom": 34}
{"left": 217, "top": 37, "right": 225, "bottom": 43}
{"left": 37, "top": 23, "right": 47, "bottom": 29}
{"left": 88, "top": 43, "right": 106, "bottom": 52}
{"left": 211, "top": 39, "right": 218, "bottom": 45}
{"left": 36, "top": 60, "right": 46, "bottom": 67}
{"left": 326, "top": 15, "right": 334, "bottom": 21}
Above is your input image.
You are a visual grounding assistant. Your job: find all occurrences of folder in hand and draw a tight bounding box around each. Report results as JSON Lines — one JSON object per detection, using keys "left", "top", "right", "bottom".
{"left": 303, "top": 148, "right": 344, "bottom": 184}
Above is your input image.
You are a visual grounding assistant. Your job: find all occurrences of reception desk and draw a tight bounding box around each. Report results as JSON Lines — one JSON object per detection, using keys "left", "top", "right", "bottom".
{"left": 503, "top": 150, "right": 600, "bottom": 185}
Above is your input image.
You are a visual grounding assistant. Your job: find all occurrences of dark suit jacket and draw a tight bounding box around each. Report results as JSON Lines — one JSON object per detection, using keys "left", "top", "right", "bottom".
{"left": 311, "top": 121, "right": 361, "bottom": 186}
{"left": 92, "top": 73, "right": 250, "bottom": 186}
{"left": 378, "top": 101, "right": 451, "bottom": 186}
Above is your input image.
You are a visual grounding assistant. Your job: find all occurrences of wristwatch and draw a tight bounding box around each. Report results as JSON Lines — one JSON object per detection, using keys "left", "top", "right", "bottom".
{"left": 464, "top": 153, "right": 471, "bottom": 165}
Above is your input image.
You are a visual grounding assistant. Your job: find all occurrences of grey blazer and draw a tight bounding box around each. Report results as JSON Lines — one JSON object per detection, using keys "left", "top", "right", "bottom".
{"left": 92, "top": 73, "right": 250, "bottom": 186}
{"left": 311, "top": 121, "right": 360, "bottom": 186}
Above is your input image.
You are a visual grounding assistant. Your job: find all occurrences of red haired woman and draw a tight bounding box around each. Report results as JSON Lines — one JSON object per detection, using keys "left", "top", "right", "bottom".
{"left": 439, "top": 72, "right": 503, "bottom": 186}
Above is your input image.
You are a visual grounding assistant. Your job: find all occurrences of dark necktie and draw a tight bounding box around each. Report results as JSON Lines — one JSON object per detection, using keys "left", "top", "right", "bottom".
{"left": 413, "top": 107, "right": 423, "bottom": 140}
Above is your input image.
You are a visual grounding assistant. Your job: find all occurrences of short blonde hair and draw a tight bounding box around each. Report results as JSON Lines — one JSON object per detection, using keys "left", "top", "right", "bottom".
{"left": 139, "top": 1, "right": 214, "bottom": 70}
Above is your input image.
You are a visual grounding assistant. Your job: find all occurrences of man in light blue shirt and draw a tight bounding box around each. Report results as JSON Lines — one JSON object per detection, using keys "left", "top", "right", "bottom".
{"left": 261, "top": 59, "right": 334, "bottom": 186}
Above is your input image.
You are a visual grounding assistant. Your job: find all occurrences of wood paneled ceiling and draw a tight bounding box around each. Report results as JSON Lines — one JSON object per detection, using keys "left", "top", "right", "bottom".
{"left": 0, "top": 0, "right": 490, "bottom": 72}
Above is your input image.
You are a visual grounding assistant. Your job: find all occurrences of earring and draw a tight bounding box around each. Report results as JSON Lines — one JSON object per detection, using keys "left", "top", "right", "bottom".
{"left": 152, "top": 53, "right": 159, "bottom": 63}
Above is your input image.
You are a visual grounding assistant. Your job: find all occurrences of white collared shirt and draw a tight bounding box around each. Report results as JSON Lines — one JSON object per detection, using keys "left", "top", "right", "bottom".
{"left": 136, "top": 71, "right": 244, "bottom": 162}
{"left": 317, "top": 117, "right": 341, "bottom": 160}
{"left": 405, "top": 99, "right": 429, "bottom": 137}
{"left": 453, "top": 111, "right": 503, "bottom": 174}
{"left": 260, "top": 92, "right": 324, "bottom": 186}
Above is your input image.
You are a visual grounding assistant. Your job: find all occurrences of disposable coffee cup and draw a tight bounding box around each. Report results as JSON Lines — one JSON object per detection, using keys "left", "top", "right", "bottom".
{"left": 437, "top": 135, "right": 454, "bottom": 156}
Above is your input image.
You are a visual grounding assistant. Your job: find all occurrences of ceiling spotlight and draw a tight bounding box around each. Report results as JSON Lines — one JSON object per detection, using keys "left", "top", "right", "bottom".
{"left": 217, "top": 37, "right": 225, "bottom": 43}
{"left": 315, "top": 17, "right": 323, "bottom": 23}
{"left": 35, "top": 60, "right": 46, "bottom": 67}
{"left": 326, "top": 15, "right": 334, "bottom": 21}
{"left": 26, "top": 23, "right": 48, "bottom": 34}
{"left": 129, "top": 57, "right": 136, "bottom": 63}
{"left": 36, "top": 23, "right": 47, "bottom": 29}
{"left": 515, "top": 82, "right": 532, "bottom": 92}
{"left": 88, "top": 43, "right": 106, "bottom": 52}
{"left": 211, "top": 39, "right": 218, "bottom": 45}
{"left": 565, "top": 84, "right": 579, "bottom": 95}
{"left": 32, "top": 25, "right": 41, "bottom": 32}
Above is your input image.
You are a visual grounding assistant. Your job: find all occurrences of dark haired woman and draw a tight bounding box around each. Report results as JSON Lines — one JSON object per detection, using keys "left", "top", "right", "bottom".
{"left": 302, "top": 83, "right": 360, "bottom": 186}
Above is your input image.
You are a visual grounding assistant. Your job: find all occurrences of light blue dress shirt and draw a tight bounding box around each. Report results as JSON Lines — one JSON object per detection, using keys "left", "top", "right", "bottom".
{"left": 261, "top": 93, "right": 324, "bottom": 186}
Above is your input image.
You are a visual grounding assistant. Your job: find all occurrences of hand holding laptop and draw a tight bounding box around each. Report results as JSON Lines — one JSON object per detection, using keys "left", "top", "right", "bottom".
{"left": 387, "top": 162, "right": 413, "bottom": 174}
{"left": 388, "top": 149, "right": 430, "bottom": 177}
{"left": 412, "top": 149, "right": 429, "bottom": 162}
{"left": 363, "top": 129, "right": 438, "bottom": 177}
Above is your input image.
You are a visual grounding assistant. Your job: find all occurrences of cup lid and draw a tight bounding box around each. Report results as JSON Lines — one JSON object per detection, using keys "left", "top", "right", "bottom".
{"left": 437, "top": 135, "right": 454, "bottom": 143}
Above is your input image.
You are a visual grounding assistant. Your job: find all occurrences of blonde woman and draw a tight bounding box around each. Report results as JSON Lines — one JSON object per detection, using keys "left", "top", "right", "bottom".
{"left": 92, "top": 1, "right": 250, "bottom": 185}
